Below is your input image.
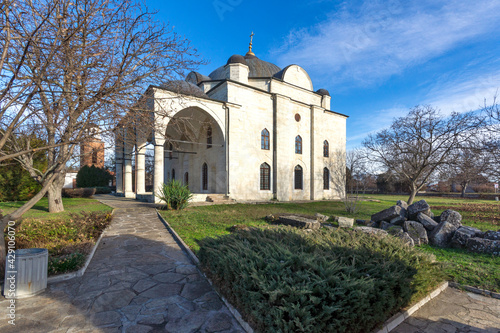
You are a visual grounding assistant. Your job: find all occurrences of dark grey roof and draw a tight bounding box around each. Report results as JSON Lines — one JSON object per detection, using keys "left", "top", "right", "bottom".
{"left": 226, "top": 54, "right": 246, "bottom": 65}
{"left": 160, "top": 80, "right": 209, "bottom": 98}
{"left": 316, "top": 88, "right": 330, "bottom": 96}
{"left": 209, "top": 54, "right": 281, "bottom": 80}
{"left": 185, "top": 71, "right": 211, "bottom": 85}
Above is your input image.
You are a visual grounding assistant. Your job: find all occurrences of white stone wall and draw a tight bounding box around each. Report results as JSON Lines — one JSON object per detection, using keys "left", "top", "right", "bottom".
{"left": 225, "top": 83, "right": 275, "bottom": 201}
{"left": 144, "top": 64, "right": 346, "bottom": 202}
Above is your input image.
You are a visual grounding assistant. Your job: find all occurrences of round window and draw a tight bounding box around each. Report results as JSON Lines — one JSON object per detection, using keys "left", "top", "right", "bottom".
{"left": 295, "top": 113, "right": 301, "bottom": 122}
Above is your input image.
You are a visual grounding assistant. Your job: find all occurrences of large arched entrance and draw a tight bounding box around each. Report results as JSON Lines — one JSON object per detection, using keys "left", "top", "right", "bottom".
{"left": 162, "top": 106, "right": 226, "bottom": 195}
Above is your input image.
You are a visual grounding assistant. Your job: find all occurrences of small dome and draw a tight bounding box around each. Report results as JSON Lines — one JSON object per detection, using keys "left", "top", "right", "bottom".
{"left": 316, "top": 89, "right": 330, "bottom": 96}
{"left": 185, "top": 71, "right": 211, "bottom": 85}
{"left": 209, "top": 54, "right": 281, "bottom": 80}
{"left": 161, "top": 80, "right": 209, "bottom": 98}
{"left": 226, "top": 54, "right": 246, "bottom": 65}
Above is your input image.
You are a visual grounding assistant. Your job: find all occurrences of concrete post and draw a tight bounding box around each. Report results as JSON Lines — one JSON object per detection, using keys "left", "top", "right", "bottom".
{"left": 124, "top": 131, "right": 135, "bottom": 198}
{"left": 136, "top": 138, "right": 147, "bottom": 194}
{"left": 153, "top": 138, "right": 165, "bottom": 203}
{"left": 115, "top": 129, "right": 124, "bottom": 195}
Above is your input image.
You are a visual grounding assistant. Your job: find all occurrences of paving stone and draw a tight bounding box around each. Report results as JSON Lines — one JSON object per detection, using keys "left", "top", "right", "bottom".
{"left": 164, "top": 310, "right": 210, "bottom": 333}
{"left": 133, "top": 278, "right": 157, "bottom": 293}
{"left": 139, "top": 283, "right": 183, "bottom": 299}
{"left": 392, "top": 288, "right": 500, "bottom": 333}
{"left": 91, "top": 310, "right": 121, "bottom": 327}
{"left": 120, "top": 305, "right": 142, "bottom": 321}
{"left": 176, "top": 265, "right": 198, "bottom": 275}
{"left": 91, "top": 289, "right": 136, "bottom": 312}
{"left": 125, "top": 324, "right": 153, "bottom": 333}
{"left": 137, "top": 314, "right": 166, "bottom": 325}
{"left": 153, "top": 272, "right": 186, "bottom": 283}
{"left": 181, "top": 281, "right": 214, "bottom": 300}
{"left": 205, "top": 312, "right": 233, "bottom": 332}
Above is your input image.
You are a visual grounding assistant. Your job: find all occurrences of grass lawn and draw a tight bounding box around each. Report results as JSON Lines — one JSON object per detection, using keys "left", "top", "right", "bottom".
{"left": 160, "top": 194, "right": 500, "bottom": 292}
{"left": 0, "top": 197, "right": 113, "bottom": 221}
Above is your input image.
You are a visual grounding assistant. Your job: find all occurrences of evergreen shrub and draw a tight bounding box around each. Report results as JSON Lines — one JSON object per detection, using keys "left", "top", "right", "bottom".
{"left": 62, "top": 188, "right": 96, "bottom": 198}
{"left": 198, "top": 227, "right": 444, "bottom": 333}
{"left": 76, "top": 165, "right": 112, "bottom": 188}
{"left": 155, "top": 180, "right": 192, "bottom": 210}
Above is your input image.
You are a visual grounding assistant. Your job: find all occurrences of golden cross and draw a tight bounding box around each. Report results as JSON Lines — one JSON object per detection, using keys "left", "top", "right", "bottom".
{"left": 247, "top": 31, "right": 255, "bottom": 56}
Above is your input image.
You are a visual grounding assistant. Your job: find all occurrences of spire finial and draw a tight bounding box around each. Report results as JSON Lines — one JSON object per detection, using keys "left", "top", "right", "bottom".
{"left": 246, "top": 31, "right": 255, "bottom": 56}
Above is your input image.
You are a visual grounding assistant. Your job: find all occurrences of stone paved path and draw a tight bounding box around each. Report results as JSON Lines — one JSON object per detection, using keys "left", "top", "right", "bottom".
{"left": 392, "top": 287, "right": 500, "bottom": 333}
{"left": 0, "top": 195, "right": 244, "bottom": 333}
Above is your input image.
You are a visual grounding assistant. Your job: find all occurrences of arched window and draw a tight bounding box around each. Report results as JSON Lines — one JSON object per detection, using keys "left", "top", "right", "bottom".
{"left": 323, "top": 168, "right": 330, "bottom": 190}
{"left": 260, "top": 163, "right": 271, "bottom": 190}
{"left": 294, "top": 165, "right": 303, "bottom": 190}
{"left": 169, "top": 143, "right": 173, "bottom": 160}
{"left": 91, "top": 149, "right": 98, "bottom": 164}
{"left": 172, "top": 169, "right": 175, "bottom": 180}
{"left": 202, "top": 163, "right": 208, "bottom": 190}
{"left": 261, "top": 129, "right": 270, "bottom": 150}
{"left": 295, "top": 135, "right": 302, "bottom": 154}
{"left": 184, "top": 172, "right": 189, "bottom": 187}
{"left": 323, "top": 140, "right": 329, "bottom": 157}
{"left": 207, "top": 126, "right": 212, "bottom": 149}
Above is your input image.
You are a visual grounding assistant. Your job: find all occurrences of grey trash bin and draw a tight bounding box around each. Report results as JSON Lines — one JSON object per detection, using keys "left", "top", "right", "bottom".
{"left": 3, "top": 248, "right": 48, "bottom": 299}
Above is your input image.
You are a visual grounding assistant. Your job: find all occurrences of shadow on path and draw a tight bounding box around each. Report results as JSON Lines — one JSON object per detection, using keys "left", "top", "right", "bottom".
{"left": 0, "top": 195, "right": 243, "bottom": 332}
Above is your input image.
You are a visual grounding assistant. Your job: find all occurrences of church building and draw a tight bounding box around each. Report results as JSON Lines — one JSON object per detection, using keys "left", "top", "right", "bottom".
{"left": 115, "top": 37, "right": 347, "bottom": 203}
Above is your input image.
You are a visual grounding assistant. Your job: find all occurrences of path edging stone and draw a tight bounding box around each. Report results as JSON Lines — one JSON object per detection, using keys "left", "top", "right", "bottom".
{"left": 156, "top": 210, "right": 254, "bottom": 333}
{"left": 449, "top": 281, "right": 500, "bottom": 300}
{"left": 47, "top": 208, "right": 115, "bottom": 284}
{"left": 373, "top": 281, "right": 449, "bottom": 333}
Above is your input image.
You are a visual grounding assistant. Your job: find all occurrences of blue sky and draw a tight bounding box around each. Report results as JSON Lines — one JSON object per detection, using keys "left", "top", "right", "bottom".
{"left": 145, "top": 0, "right": 500, "bottom": 149}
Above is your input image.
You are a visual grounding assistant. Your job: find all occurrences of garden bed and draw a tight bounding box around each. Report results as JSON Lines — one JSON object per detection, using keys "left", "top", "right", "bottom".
{"left": 2, "top": 198, "right": 113, "bottom": 275}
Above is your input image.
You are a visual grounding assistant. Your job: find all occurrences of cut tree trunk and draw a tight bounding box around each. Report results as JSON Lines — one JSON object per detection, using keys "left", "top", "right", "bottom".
{"left": 48, "top": 173, "right": 66, "bottom": 213}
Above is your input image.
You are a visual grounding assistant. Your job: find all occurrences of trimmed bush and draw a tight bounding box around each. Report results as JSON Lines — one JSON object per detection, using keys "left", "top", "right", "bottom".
{"left": 198, "top": 227, "right": 444, "bottom": 333}
{"left": 62, "top": 188, "right": 96, "bottom": 198}
{"left": 94, "top": 186, "right": 112, "bottom": 194}
{"left": 155, "top": 180, "right": 192, "bottom": 210}
{"left": 76, "top": 165, "right": 112, "bottom": 188}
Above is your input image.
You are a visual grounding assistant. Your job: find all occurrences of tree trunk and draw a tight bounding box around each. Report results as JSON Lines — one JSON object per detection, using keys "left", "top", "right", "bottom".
{"left": 407, "top": 184, "right": 417, "bottom": 205}
{"left": 461, "top": 181, "right": 469, "bottom": 198}
{"left": 48, "top": 172, "right": 66, "bottom": 213}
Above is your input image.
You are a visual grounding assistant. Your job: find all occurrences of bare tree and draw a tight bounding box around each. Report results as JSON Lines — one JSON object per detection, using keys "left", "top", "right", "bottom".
{"left": 363, "top": 105, "right": 482, "bottom": 204}
{"left": 0, "top": 0, "right": 202, "bottom": 278}
{"left": 445, "top": 138, "right": 490, "bottom": 197}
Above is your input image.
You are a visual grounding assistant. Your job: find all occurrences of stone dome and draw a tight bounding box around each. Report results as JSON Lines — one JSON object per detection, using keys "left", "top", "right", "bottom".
{"left": 226, "top": 54, "right": 246, "bottom": 65}
{"left": 209, "top": 54, "right": 281, "bottom": 80}
{"left": 316, "top": 88, "right": 330, "bottom": 96}
{"left": 161, "top": 80, "right": 209, "bottom": 98}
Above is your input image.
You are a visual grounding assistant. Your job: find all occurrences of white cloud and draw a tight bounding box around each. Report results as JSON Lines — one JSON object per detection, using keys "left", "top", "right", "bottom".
{"left": 272, "top": 0, "right": 500, "bottom": 88}
{"left": 424, "top": 69, "right": 500, "bottom": 114}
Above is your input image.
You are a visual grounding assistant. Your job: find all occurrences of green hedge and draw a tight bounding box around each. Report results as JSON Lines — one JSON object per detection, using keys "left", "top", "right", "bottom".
{"left": 198, "top": 227, "right": 444, "bottom": 333}
{"left": 62, "top": 188, "right": 96, "bottom": 198}
{"left": 76, "top": 165, "right": 112, "bottom": 188}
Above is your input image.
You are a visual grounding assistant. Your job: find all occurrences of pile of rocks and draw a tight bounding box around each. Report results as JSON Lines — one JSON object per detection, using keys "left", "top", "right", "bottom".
{"left": 366, "top": 200, "right": 500, "bottom": 255}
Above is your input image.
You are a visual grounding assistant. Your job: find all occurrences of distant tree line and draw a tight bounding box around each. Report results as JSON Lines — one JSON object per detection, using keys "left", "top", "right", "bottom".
{"left": 348, "top": 100, "right": 500, "bottom": 204}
